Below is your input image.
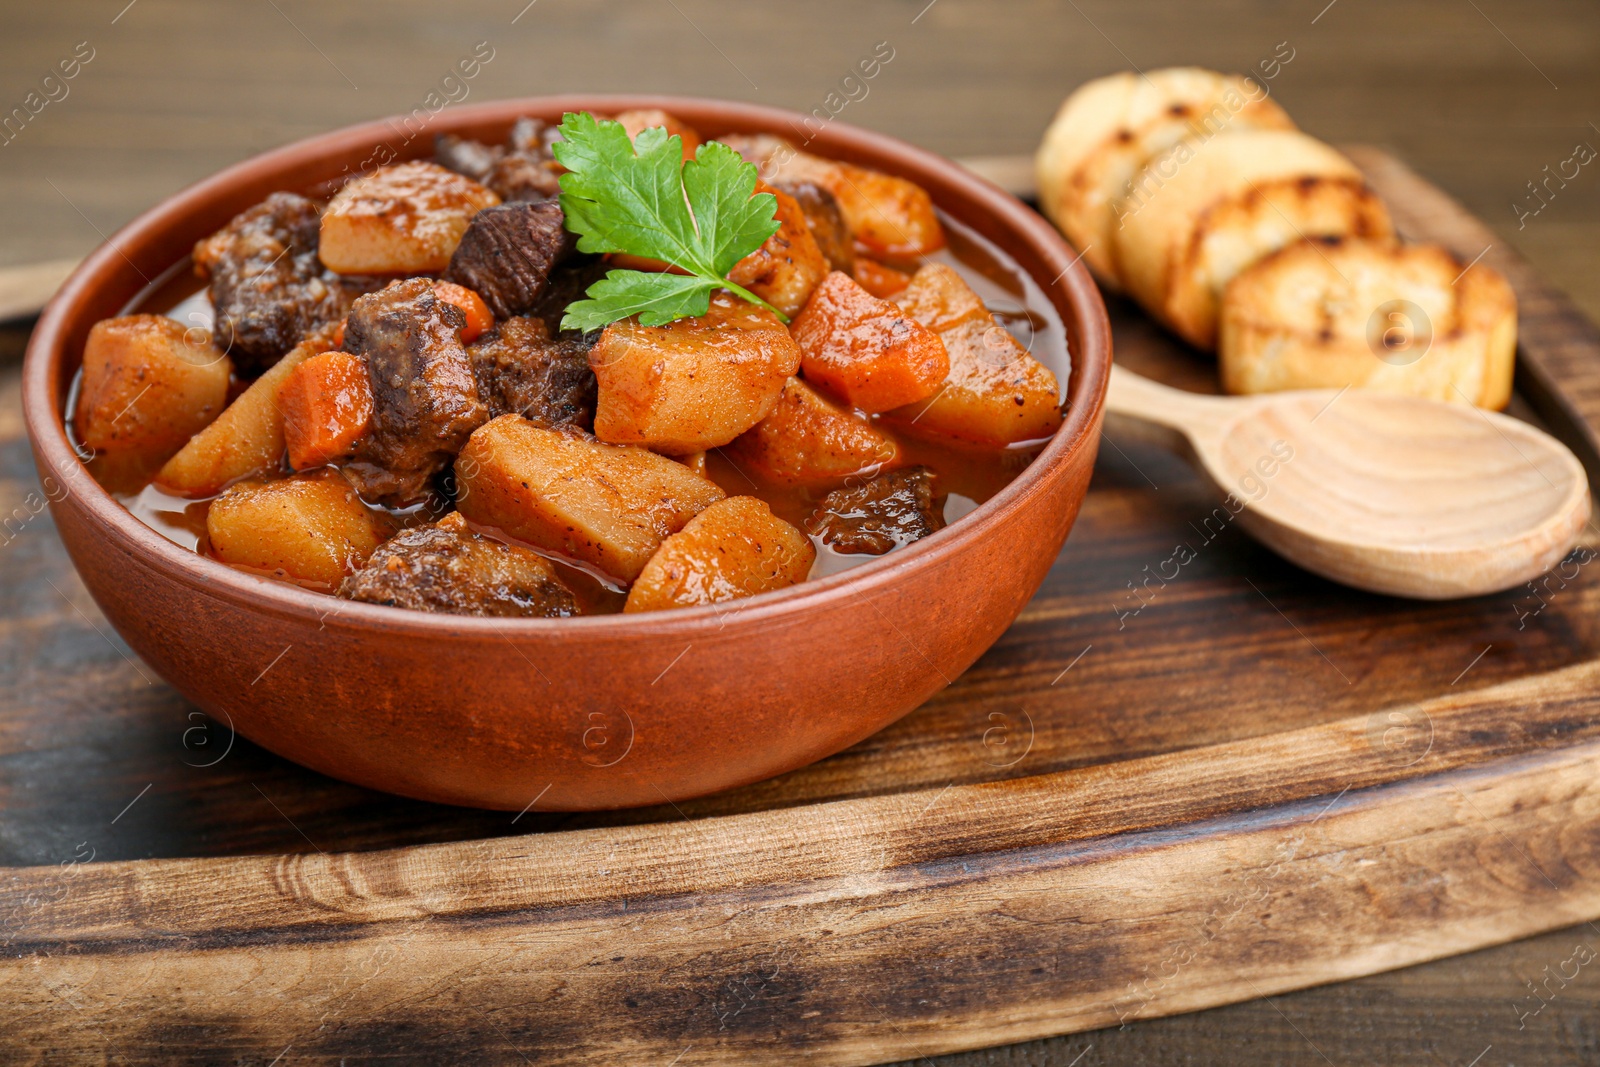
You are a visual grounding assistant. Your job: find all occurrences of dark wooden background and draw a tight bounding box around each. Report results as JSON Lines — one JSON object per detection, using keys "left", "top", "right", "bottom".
{"left": 3, "top": 1, "right": 1599, "bottom": 1063}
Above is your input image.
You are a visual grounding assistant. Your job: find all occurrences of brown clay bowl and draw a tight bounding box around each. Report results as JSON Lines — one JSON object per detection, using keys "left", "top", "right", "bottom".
{"left": 22, "top": 95, "right": 1110, "bottom": 811}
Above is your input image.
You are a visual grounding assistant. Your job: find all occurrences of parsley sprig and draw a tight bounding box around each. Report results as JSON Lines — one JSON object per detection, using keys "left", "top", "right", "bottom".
{"left": 552, "top": 111, "right": 785, "bottom": 331}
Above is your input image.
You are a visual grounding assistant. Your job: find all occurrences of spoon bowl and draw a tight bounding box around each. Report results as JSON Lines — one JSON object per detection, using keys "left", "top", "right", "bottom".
{"left": 1108, "top": 365, "right": 1590, "bottom": 598}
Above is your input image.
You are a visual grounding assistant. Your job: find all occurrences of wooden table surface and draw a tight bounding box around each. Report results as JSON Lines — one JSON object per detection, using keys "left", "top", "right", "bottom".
{"left": 4, "top": 1, "right": 1599, "bottom": 1063}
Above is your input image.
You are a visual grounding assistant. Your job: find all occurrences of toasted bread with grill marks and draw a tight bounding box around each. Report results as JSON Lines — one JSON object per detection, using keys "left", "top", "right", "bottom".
{"left": 1035, "top": 67, "right": 1296, "bottom": 290}
{"left": 1219, "top": 236, "right": 1517, "bottom": 409}
{"left": 1111, "top": 128, "right": 1394, "bottom": 351}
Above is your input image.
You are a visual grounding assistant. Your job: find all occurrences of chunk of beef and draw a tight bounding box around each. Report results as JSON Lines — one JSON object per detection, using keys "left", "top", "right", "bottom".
{"left": 341, "top": 278, "right": 489, "bottom": 504}
{"left": 468, "top": 316, "right": 596, "bottom": 429}
{"left": 484, "top": 153, "right": 563, "bottom": 203}
{"left": 526, "top": 255, "right": 610, "bottom": 335}
{"left": 485, "top": 117, "right": 563, "bottom": 202}
{"left": 443, "top": 200, "right": 578, "bottom": 320}
{"left": 193, "top": 192, "right": 377, "bottom": 374}
{"left": 805, "top": 466, "right": 946, "bottom": 555}
{"left": 775, "top": 180, "right": 854, "bottom": 273}
{"left": 508, "top": 116, "right": 560, "bottom": 155}
{"left": 339, "top": 512, "right": 577, "bottom": 617}
{"left": 433, "top": 132, "right": 504, "bottom": 183}
{"left": 435, "top": 118, "right": 562, "bottom": 203}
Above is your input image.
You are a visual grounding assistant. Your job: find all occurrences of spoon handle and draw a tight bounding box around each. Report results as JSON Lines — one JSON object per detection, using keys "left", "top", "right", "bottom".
{"left": 1105, "top": 364, "right": 1241, "bottom": 447}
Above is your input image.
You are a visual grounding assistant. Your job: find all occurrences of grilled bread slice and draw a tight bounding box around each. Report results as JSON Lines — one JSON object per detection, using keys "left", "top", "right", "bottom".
{"left": 1112, "top": 128, "right": 1393, "bottom": 351}
{"left": 1035, "top": 67, "right": 1295, "bottom": 290}
{"left": 1219, "top": 236, "right": 1517, "bottom": 409}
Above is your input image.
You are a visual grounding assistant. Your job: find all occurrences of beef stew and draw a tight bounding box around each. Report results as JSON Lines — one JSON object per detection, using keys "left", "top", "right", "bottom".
{"left": 71, "top": 111, "right": 1069, "bottom": 618}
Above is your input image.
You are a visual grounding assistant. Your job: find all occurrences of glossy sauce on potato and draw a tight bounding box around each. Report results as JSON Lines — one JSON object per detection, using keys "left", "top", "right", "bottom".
{"left": 82, "top": 210, "right": 1070, "bottom": 608}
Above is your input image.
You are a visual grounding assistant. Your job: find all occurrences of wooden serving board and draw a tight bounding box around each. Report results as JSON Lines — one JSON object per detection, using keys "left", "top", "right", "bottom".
{"left": 4, "top": 148, "right": 1600, "bottom": 1064}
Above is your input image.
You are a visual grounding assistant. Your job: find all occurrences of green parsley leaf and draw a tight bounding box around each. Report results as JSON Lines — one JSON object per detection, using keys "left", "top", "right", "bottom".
{"left": 552, "top": 111, "right": 785, "bottom": 331}
{"left": 559, "top": 270, "right": 717, "bottom": 332}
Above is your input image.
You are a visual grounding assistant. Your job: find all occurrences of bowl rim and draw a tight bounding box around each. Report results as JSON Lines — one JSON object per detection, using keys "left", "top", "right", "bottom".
{"left": 22, "top": 93, "right": 1110, "bottom": 638}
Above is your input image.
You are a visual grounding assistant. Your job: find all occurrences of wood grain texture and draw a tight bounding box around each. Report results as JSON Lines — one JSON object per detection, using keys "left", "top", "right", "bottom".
{"left": 7, "top": 667, "right": 1600, "bottom": 1063}
{"left": 4, "top": 147, "right": 1600, "bottom": 1064}
{"left": 5, "top": 2, "right": 1600, "bottom": 1062}
{"left": 0, "top": 259, "right": 77, "bottom": 323}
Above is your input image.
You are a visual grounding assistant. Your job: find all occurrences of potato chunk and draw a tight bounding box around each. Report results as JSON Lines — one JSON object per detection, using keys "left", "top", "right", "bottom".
{"left": 612, "top": 109, "right": 701, "bottom": 159}
{"left": 882, "top": 264, "right": 1063, "bottom": 447}
{"left": 822, "top": 161, "right": 945, "bottom": 259}
{"left": 674, "top": 450, "right": 709, "bottom": 477}
{"left": 456, "top": 415, "right": 726, "bottom": 582}
{"left": 589, "top": 292, "right": 801, "bottom": 453}
{"left": 207, "top": 471, "right": 389, "bottom": 590}
{"left": 778, "top": 153, "right": 942, "bottom": 258}
{"left": 726, "top": 183, "right": 829, "bottom": 318}
{"left": 624, "top": 497, "right": 815, "bottom": 613}
{"left": 790, "top": 271, "right": 948, "bottom": 413}
{"left": 891, "top": 262, "right": 989, "bottom": 332}
{"left": 725, "top": 136, "right": 944, "bottom": 258}
{"left": 725, "top": 376, "right": 899, "bottom": 485}
{"left": 155, "top": 329, "right": 330, "bottom": 497}
{"left": 319, "top": 161, "right": 500, "bottom": 275}
{"left": 75, "top": 314, "right": 231, "bottom": 466}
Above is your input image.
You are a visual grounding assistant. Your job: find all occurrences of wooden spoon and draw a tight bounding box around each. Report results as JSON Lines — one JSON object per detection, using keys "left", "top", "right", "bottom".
{"left": 1105, "top": 365, "right": 1591, "bottom": 599}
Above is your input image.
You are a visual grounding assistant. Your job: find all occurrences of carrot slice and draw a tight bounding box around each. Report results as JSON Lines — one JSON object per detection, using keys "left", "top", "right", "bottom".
{"left": 726, "top": 376, "right": 899, "bottom": 484}
{"left": 278, "top": 351, "right": 374, "bottom": 471}
{"left": 790, "top": 271, "right": 949, "bottom": 412}
{"left": 432, "top": 280, "right": 494, "bottom": 342}
{"left": 605, "top": 252, "right": 692, "bottom": 276}
{"left": 853, "top": 257, "right": 912, "bottom": 299}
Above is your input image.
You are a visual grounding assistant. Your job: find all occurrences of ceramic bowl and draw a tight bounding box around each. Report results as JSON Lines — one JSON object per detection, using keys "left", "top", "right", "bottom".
{"left": 22, "top": 96, "right": 1110, "bottom": 810}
